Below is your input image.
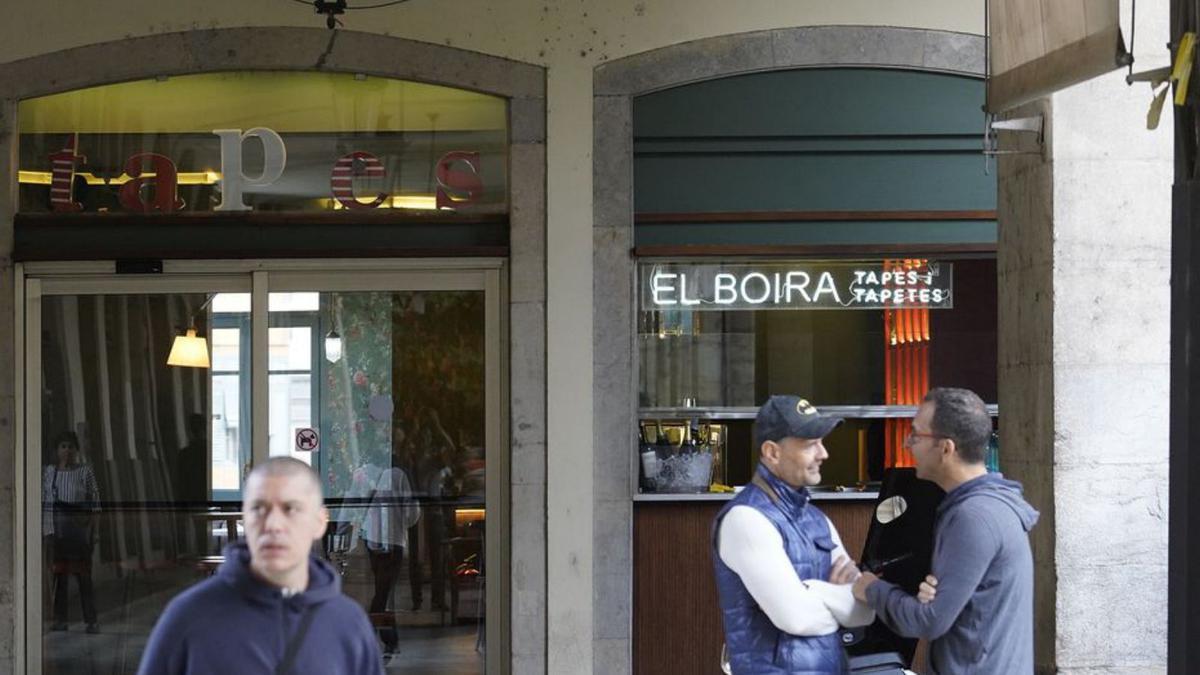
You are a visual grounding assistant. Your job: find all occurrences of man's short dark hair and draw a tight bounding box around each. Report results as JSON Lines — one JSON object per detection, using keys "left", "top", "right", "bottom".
{"left": 245, "top": 456, "right": 324, "bottom": 502}
{"left": 923, "top": 387, "right": 992, "bottom": 464}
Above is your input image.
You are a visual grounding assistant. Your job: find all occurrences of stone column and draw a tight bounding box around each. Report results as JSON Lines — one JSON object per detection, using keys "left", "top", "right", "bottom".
{"left": 998, "top": 4, "right": 1171, "bottom": 671}
{"left": 0, "top": 97, "right": 17, "bottom": 675}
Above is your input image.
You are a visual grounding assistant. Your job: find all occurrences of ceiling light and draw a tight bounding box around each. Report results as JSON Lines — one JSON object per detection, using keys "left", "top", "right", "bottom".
{"left": 167, "top": 328, "right": 210, "bottom": 368}
{"left": 324, "top": 328, "right": 343, "bottom": 363}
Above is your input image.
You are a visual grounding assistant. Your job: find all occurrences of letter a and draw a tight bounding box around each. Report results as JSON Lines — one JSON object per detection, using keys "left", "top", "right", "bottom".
{"left": 813, "top": 272, "right": 842, "bottom": 304}
{"left": 119, "top": 153, "right": 185, "bottom": 213}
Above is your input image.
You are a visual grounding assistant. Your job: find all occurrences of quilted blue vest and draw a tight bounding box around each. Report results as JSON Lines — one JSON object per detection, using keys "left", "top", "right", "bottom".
{"left": 713, "top": 465, "right": 846, "bottom": 674}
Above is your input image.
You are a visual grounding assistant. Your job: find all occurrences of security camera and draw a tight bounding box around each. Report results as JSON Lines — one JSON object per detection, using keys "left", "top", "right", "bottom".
{"left": 314, "top": 0, "right": 346, "bottom": 29}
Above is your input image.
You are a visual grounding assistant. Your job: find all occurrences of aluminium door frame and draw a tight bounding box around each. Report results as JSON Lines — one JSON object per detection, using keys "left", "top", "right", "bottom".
{"left": 19, "top": 271, "right": 250, "bottom": 675}
{"left": 16, "top": 258, "right": 509, "bottom": 674}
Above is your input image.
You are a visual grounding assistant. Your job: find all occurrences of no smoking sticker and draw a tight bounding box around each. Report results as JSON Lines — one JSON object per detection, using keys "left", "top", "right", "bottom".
{"left": 295, "top": 427, "right": 319, "bottom": 452}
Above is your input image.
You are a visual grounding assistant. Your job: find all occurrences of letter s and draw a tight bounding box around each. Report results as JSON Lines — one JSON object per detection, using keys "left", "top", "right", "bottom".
{"left": 435, "top": 151, "right": 483, "bottom": 210}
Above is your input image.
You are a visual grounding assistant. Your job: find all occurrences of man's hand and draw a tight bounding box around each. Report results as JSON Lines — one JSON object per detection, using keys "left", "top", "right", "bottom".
{"left": 852, "top": 571, "right": 879, "bottom": 602}
{"left": 828, "top": 555, "right": 861, "bottom": 585}
{"left": 917, "top": 574, "right": 938, "bottom": 604}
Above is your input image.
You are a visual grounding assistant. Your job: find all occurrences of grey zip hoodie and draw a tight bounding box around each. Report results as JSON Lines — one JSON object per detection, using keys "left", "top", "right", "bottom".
{"left": 866, "top": 472, "right": 1040, "bottom": 674}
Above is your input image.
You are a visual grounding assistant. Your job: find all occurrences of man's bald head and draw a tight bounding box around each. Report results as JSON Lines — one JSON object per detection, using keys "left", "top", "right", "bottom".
{"left": 242, "top": 456, "right": 327, "bottom": 590}
{"left": 244, "top": 457, "right": 323, "bottom": 505}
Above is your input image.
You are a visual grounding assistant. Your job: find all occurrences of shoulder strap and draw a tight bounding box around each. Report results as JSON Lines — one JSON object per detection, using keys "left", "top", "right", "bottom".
{"left": 276, "top": 608, "right": 319, "bottom": 675}
{"left": 750, "top": 472, "right": 780, "bottom": 506}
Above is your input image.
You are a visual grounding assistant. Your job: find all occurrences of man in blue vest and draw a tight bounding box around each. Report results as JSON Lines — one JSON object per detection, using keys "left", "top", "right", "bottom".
{"left": 713, "top": 395, "right": 875, "bottom": 674}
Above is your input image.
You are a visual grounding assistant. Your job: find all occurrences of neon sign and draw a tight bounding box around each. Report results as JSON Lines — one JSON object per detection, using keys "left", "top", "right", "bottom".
{"left": 639, "top": 261, "right": 953, "bottom": 311}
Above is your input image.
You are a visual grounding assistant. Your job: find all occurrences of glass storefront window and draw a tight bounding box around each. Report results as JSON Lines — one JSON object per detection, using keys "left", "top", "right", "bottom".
{"left": 39, "top": 292, "right": 240, "bottom": 673}
{"left": 32, "top": 276, "right": 495, "bottom": 675}
{"left": 638, "top": 258, "right": 996, "bottom": 408}
{"left": 272, "top": 289, "right": 488, "bottom": 671}
{"left": 17, "top": 72, "right": 508, "bottom": 215}
{"left": 637, "top": 257, "right": 998, "bottom": 489}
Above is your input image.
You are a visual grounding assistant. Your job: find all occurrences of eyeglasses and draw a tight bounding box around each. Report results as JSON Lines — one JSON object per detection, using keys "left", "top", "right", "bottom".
{"left": 904, "top": 431, "right": 945, "bottom": 447}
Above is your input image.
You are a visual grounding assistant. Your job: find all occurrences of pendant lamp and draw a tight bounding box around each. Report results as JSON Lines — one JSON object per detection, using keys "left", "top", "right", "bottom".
{"left": 324, "top": 328, "right": 343, "bottom": 363}
{"left": 324, "top": 294, "right": 343, "bottom": 363}
{"left": 167, "top": 295, "right": 214, "bottom": 368}
{"left": 167, "top": 327, "right": 211, "bottom": 368}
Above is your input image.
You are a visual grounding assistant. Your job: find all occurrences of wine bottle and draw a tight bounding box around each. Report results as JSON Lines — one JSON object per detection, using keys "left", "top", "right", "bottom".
{"left": 680, "top": 422, "right": 697, "bottom": 455}
{"left": 985, "top": 432, "right": 1000, "bottom": 472}
{"left": 655, "top": 419, "right": 673, "bottom": 458}
{"left": 639, "top": 426, "right": 659, "bottom": 490}
{"left": 697, "top": 423, "right": 711, "bottom": 454}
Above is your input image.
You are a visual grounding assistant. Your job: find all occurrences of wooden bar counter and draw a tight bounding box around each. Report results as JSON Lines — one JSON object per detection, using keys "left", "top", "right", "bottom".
{"left": 633, "top": 493, "right": 876, "bottom": 675}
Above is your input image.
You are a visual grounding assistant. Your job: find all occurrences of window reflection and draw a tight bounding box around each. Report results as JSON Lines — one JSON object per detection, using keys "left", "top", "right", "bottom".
{"left": 282, "top": 290, "right": 488, "bottom": 672}
{"left": 17, "top": 73, "right": 510, "bottom": 215}
{"left": 39, "top": 288, "right": 488, "bottom": 674}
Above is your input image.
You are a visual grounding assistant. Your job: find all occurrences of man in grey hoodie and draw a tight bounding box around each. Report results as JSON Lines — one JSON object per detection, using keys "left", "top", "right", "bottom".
{"left": 852, "top": 387, "right": 1039, "bottom": 674}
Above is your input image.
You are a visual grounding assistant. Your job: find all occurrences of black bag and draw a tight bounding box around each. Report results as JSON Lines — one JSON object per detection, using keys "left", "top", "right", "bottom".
{"left": 848, "top": 651, "right": 908, "bottom": 674}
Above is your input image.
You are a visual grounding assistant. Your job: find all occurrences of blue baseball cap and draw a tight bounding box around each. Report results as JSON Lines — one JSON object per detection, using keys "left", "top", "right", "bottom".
{"left": 755, "top": 395, "right": 843, "bottom": 446}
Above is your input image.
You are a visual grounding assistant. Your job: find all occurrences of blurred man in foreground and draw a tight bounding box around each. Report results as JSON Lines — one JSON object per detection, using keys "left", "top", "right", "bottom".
{"left": 139, "top": 457, "right": 384, "bottom": 675}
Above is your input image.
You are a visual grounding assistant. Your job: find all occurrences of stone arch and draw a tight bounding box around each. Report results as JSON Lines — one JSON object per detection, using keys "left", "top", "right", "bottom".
{"left": 589, "top": 26, "right": 984, "bottom": 674}
{"left": 0, "top": 26, "right": 546, "bottom": 674}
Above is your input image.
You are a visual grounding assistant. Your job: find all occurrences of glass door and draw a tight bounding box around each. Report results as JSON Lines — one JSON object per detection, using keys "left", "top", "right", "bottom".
{"left": 24, "top": 275, "right": 251, "bottom": 675}
{"left": 22, "top": 263, "right": 505, "bottom": 675}
{"left": 267, "top": 269, "right": 503, "bottom": 675}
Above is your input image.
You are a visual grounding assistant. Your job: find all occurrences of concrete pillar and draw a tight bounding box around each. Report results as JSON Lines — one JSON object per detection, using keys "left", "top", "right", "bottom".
{"left": 546, "top": 58, "right": 595, "bottom": 675}
{"left": 998, "top": 3, "right": 1171, "bottom": 672}
{"left": 0, "top": 97, "right": 17, "bottom": 675}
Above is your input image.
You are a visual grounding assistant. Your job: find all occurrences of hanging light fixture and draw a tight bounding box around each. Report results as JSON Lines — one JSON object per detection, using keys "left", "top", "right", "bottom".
{"left": 167, "top": 327, "right": 211, "bottom": 368}
{"left": 324, "top": 295, "right": 343, "bottom": 363}
{"left": 324, "top": 327, "right": 343, "bottom": 363}
{"left": 167, "top": 295, "right": 214, "bottom": 368}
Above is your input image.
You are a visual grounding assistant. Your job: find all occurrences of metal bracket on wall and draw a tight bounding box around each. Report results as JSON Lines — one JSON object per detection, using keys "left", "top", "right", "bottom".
{"left": 982, "top": 113, "right": 1045, "bottom": 174}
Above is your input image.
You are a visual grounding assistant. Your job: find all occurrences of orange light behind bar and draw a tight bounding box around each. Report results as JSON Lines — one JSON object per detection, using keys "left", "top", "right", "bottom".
{"left": 882, "top": 260, "right": 933, "bottom": 469}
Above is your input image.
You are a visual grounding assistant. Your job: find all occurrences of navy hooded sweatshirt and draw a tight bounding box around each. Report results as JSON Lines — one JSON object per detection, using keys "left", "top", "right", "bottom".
{"left": 137, "top": 542, "right": 384, "bottom": 675}
{"left": 865, "top": 472, "right": 1040, "bottom": 674}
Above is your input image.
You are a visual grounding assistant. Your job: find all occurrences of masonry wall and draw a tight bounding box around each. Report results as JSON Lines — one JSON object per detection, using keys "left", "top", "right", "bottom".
{"left": 998, "top": 96, "right": 1059, "bottom": 672}
{"left": 998, "top": 1, "right": 1172, "bottom": 672}
{"left": 0, "top": 4, "right": 985, "bottom": 674}
{"left": 7, "top": 3, "right": 1173, "bottom": 675}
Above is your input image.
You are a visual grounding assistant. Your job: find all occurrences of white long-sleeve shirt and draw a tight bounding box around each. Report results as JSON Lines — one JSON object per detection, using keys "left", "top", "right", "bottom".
{"left": 356, "top": 463, "right": 421, "bottom": 550}
{"left": 717, "top": 505, "right": 875, "bottom": 636}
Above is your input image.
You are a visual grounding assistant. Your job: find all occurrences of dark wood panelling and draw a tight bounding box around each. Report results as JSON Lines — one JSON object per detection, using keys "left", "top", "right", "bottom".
{"left": 633, "top": 500, "right": 874, "bottom": 675}
{"left": 929, "top": 258, "right": 999, "bottom": 401}
{"left": 829, "top": 501, "right": 872, "bottom": 561}
{"left": 635, "top": 210, "right": 997, "bottom": 224}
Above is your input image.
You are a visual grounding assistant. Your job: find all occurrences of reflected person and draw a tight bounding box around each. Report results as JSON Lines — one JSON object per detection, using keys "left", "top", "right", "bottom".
{"left": 354, "top": 445, "right": 420, "bottom": 655}
{"left": 175, "top": 413, "right": 209, "bottom": 553}
{"left": 408, "top": 407, "right": 455, "bottom": 612}
{"left": 43, "top": 431, "right": 101, "bottom": 634}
